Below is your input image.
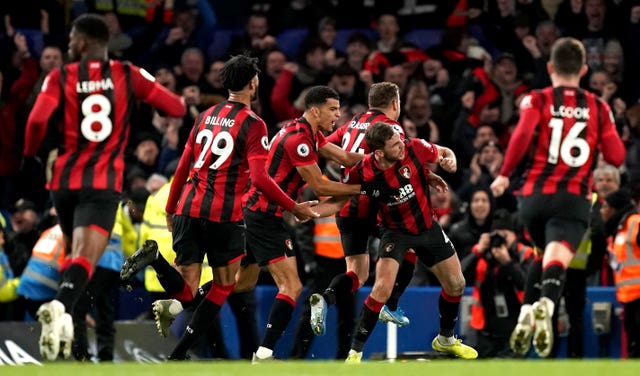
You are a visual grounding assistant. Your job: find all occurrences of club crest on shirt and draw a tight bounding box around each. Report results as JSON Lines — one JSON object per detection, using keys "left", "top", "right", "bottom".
{"left": 285, "top": 239, "right": 294, "bottom": 250}
{"left": 383, "top": 243, "right": 395, "bottom": 253}
{"left": 399, "top": 165, "right": 411, "bottom": 179}
{"left": 261, "top": 136, "right": 269, "bottom": 150}
{"left": 297, "top": 143, "right": 310, "bottom": 157}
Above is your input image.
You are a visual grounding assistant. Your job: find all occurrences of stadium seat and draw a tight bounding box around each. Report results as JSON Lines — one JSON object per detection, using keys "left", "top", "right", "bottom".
{"left": 334, "top": 28, "right": 378, "bottom": 54}
{"left": 207, "top": 28, "right": 243, "bottom": 61}
{"left": 402, "top": 28, "right": 443, "bottom": 51}
{"left": 276, "top": 28, "right": 309, "bottom": 60}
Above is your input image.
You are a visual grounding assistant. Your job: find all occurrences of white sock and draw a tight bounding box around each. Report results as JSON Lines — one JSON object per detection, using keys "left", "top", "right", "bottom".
{"left": 255, "top": 346, "right": 273, "bottom": 359}
{"left": 437, "top": 334, "right": 455, "bottom": 346}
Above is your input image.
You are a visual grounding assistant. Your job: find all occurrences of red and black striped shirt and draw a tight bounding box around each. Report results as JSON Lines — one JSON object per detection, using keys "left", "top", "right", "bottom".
{"left": 500, "top": 86, "right": 625, "bottom": 197}
{"left": 325, "top": 109, "right": 404, "bottom": 219}
{"left": 24, "top": 59, "right": 186, "bottom": 191}
{"left": 245, "top": 117, "right": 327, "bottom": 217}
{"left": 168, "top": 101, "right": 270, "bottom": 223}
{"left": 346, "top": 138, "right": 438, "bottom": 235}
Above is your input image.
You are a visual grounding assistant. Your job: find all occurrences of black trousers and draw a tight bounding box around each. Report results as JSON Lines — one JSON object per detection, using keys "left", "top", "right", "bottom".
{"left": 624, "top": 298, "right": 640, "bottom": 358}
{"left": 72, "top": 266, "right": 119, "bottom": 362}
{"left": 290, "top": 255, "right": 355, "bottom": 359}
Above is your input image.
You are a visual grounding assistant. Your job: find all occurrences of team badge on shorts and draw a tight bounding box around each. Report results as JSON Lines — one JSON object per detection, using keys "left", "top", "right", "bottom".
{"left": 399, "top": 165, "right": 411, "bottom": 179}
{"left": 383, "top": 243, "right": 395, "bottom": 253}
{"left": 285, "top": 239, "right": 294, "bottom": 250}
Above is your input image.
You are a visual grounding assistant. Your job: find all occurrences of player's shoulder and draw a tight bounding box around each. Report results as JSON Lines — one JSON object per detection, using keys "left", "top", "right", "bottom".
{"left": 518, "top": 88, "right": 545, "bottom": 111}
{"left": 243, "top": 107, "right": 266, "bottom": 125}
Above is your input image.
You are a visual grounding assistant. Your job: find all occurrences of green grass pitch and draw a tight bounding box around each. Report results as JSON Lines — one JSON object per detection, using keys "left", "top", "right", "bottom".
{"left": 3, "top": 359, "right": 640, "bottom": 376}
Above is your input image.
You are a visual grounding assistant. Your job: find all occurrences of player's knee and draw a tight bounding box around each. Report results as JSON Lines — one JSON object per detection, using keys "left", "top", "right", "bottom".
{"left": 442, "top": 275, "right": 465, "bottom": 297}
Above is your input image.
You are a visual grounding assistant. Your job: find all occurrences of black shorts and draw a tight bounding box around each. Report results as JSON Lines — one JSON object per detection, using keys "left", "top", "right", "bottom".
{"left": 518, "top": 192, "right": 590, "bottom": 252}
{"left": 243, "top": 208, "right": 294, "bottom": 267}
{"left": 171, "top": 215, "right": 245, "bottom": 267}
{"left": 379, "top": 221, "right": 456, "bottom": 267}
{"left": 336, "top": 216, "right": 379, "bottom": 257}
{"left": 51, "top": 189, "right": 121, "bottom": 238}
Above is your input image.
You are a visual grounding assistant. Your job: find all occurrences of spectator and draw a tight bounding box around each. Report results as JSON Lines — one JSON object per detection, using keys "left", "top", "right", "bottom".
{"left": 521, "top": 20, "right": 560, "bottom": 89}
{"left": 1, "top": 33, "right": 39, "bottom": 209}
{"left": 227, "top": 12, "right": 277, "bottom": 60}
{"left": 1, "top": 199, "right": 40, "bottom": 321}
{"left": 125, "top": 132, "right": 162, "bottom": 183}
{"left": 5, "top": 199, "right": 40, "bottom": 278}
{"left": 0, "top": 222, "right": 20, "bottom": 315}
{"left": 15, "top": 220, "right": 64, "bottom": 320}
{"left": 374, "top": 13, "right": 406, "bottom": 53}
{"left": 462, "top": 208, "right": 535, "bottom": 358}
{"left": 258, "top": 49, "right": 288, "bottom": 136}
{"left": 344, "top": 32, "right": 372, "bottom": 72}
{"left": 150, "top": 8, "right": 203, "bottom": 68}
{"left": 601, "top": 188, "right": 640, "bottom": 358}
{"left": 104, "top": 12, "right": 133, "bottom": 60}
{"left": 449, "top": 188, "right": 495, "bottom": 270}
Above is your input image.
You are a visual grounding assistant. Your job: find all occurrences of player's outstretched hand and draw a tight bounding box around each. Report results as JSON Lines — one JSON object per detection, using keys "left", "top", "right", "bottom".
{"left": 292, "top": 200, "right": 320, "bottom": 223}
{"left": 427, "top": 172, "right": 448, "bottom": 193}
{"left": 490, "top": 175, "right": 510, "bottom": 197}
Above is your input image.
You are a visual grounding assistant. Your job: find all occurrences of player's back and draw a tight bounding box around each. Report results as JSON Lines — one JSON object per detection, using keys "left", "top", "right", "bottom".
{"left": 245, "top": 118, "right": 317, "bottom": 217}
{"left": 176, "top": 101, "right": 262, "bottom": 222}
{"left": 521, "top": 86, "right": 612, "bottom": 197}
{"left": 328, "top": 109, "right": 403, "bottom": 218}
{"left": 50, "top": 59, "right": 138, "bottom": 191}
{"left": 333, "top": 109, "right": 403, "bottom": 155}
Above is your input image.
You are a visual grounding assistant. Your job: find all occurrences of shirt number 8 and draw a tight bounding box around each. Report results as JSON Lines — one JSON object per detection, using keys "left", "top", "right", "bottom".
{"left": 80, "top": 94, "right": 113, "bottom": 142}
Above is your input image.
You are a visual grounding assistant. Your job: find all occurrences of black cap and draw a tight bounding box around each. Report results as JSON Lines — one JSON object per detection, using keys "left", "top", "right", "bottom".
{"left": 12, "top": 198, "right": 36, "bottom": 213}
{"left": 495, "top": 52, "right": 516, "bottom": 65}
{"left": 491, "top": 209, "right": 514, "bottom": 231}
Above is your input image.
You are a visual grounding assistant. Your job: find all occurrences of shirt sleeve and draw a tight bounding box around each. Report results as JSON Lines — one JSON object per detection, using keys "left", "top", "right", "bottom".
{"left": 24, "top": 69, "right": 61, "bottom": 156}
{"left": 245, "top": 117, "right": 270, "bottom": 161}
{"left": 344, "top": 161, "right": 364, "bottom": 184}
{"left": 165, "top": 125, "right": 196, "bottom": 214}
{"left": 325, "top": 124, "right": 345, "bottom": 145}
{"left": 413, "top": 138, "right": 439, "bottom": 164}
{"left": 129, "top": 64, "right": 186, "bottom": 118}
{"left": 284, "top": 134, "right": 318, "bottom": 166}
{"left": 317, "top": 131, "right": 328, "bottom": 149}
{"left": 598, "top": 100, "right": 626, "bottom": 167}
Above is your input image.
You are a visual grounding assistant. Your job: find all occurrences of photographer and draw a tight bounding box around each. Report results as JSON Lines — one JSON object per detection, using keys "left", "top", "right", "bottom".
{"left": 461, "top": 209, "right": 535, "bottom": 358}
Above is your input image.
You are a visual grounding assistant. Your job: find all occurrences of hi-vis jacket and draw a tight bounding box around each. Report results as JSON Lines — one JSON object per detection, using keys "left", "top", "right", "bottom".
{"left": 313, "top": 215, "right": 344, "bottom": 259}
{"left": 97, "top": 204, "right": 130, "bottom": 273}
{"left": 0, "top": 249, "right": 18, "bottom": 302}
{"left": 610, "top": 213, "right": 640, "bottom": 303}
{"left": 140, "top": 180, "right": 212, "bottom": 292}
{"left": 16, "top": 225, "right": 66, "bottom": 301}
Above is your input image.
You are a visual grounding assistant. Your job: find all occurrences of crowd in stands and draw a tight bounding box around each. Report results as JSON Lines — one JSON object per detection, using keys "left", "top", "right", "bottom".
{"left": 1, "top": 0, "right": 640, "bottom": 359}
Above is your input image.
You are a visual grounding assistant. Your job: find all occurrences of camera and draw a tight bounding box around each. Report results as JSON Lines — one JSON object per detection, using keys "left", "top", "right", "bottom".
{"left": 489, "top": 232, "right": 507, "bottom": 248}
